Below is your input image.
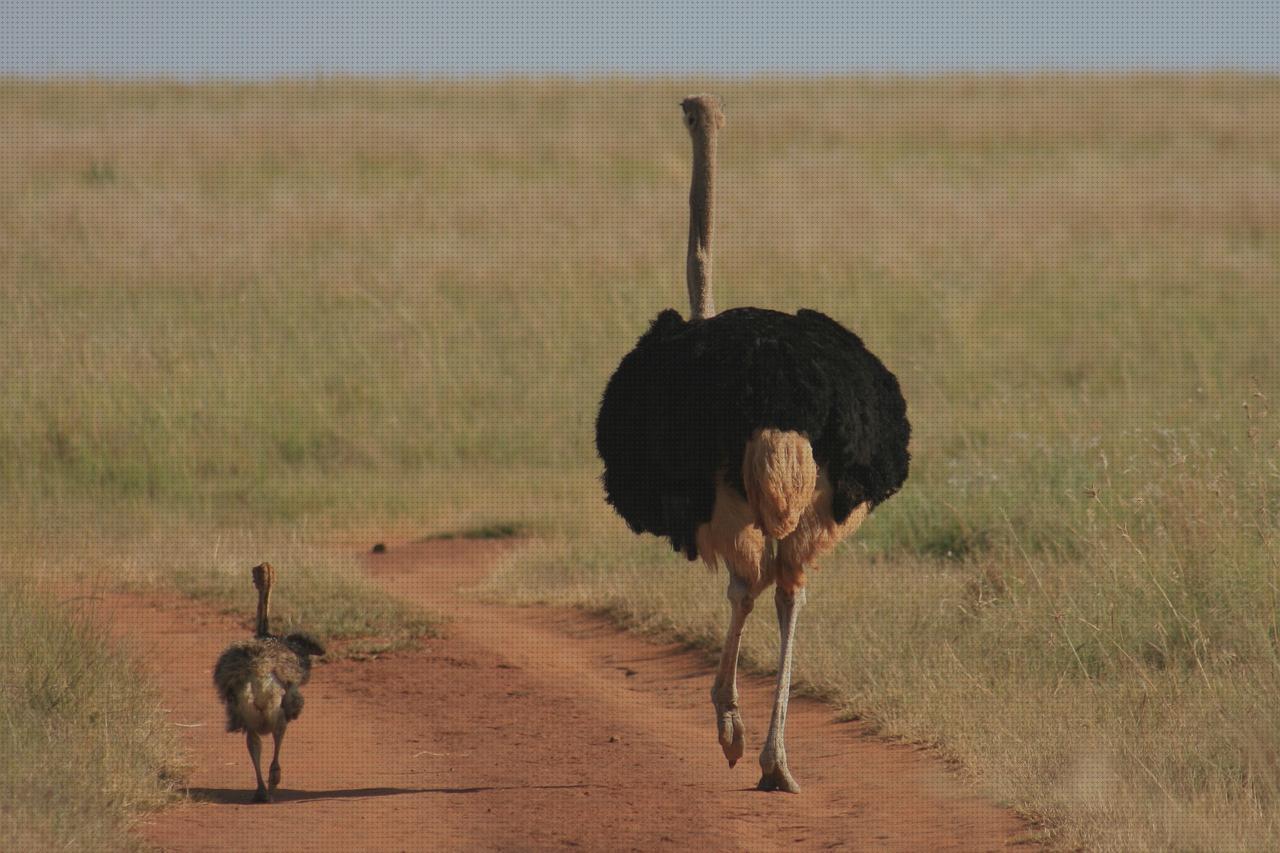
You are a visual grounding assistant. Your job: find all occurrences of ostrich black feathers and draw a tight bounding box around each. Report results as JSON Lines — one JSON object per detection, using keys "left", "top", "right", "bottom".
{"left": 596, "top": 307, "right": 911, "bottom": 561}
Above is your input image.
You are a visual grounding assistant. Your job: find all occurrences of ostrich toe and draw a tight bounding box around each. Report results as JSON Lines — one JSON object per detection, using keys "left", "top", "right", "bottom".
{"left": 757, "top": 759, "right": 801, "bottom": 794}
{"left": 717, "top": 707, "right": 746, "bottom": 767}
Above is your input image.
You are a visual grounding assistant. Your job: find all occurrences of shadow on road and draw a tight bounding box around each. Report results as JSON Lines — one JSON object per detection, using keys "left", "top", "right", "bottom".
{"left": 187, "top": 783, "right": 594, "bottom": 804}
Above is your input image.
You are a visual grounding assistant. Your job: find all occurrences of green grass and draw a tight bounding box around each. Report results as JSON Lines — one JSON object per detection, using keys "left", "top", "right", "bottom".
{"left": 2, "top": 74, "right": 1280, "bottom": 850}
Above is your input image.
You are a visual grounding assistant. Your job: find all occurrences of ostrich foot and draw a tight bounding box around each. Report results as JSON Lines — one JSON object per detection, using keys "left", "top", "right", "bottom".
{"left": 757, "top": 757, "right": 801, "bottom": 793}
{"left": 252, "top": 786, "right": 271, "bottom": 804}
{"left": 716, "top": 705, "right": 746, "bottom": 767}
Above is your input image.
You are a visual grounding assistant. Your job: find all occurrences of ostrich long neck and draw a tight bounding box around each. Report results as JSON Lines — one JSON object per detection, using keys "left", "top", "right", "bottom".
{"left": 686, "top": 129, "right": 716, "bottom": 320}
{"left": 255, "top": 583, "right": 271, "bottom": 637}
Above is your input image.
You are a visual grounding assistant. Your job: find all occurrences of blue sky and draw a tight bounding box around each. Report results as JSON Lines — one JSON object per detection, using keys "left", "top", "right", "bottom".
{"left": 2, "top": 1, "right": 1277, "bottom": 77}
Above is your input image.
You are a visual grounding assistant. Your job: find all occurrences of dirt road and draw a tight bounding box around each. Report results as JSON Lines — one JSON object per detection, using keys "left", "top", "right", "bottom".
{"left": 103, "top": 540, "right": 1029, "bottom": 851}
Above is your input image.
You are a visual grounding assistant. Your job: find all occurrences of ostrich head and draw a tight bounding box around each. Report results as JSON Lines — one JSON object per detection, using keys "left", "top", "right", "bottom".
{"left": 681, "top": 95, "right": 725, "bottom": 137}
{"left": 252, "top": 562, "right": 275, "bottom": 592}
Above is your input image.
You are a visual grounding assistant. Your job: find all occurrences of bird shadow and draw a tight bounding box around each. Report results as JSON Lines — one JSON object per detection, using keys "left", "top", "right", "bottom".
{"left": 187, "top": 786, "right": 432, "bottom": 804}
{"left": 188, "top": 783, "right": 592, "bottom": 804}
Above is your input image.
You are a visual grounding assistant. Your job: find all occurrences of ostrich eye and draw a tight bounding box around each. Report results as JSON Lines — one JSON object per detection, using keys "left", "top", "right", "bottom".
{"left": 685, "top": 113, "right": 697, "bottom": 128}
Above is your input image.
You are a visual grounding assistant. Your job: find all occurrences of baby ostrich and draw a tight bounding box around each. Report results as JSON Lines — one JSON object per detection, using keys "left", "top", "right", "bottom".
{"left": 595, "top": 96, "right": 910, "bottom": 792}
{"left": 213, "top": 563, "right": 325, "bottom": 803}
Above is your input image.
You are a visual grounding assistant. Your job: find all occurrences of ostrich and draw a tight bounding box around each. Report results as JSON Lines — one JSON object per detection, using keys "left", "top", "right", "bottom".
{"left": 213, "top": 563, "right": 325, "bottom": 803}
{"left": 595, "top": 95, "right": 910, "bottom": 793}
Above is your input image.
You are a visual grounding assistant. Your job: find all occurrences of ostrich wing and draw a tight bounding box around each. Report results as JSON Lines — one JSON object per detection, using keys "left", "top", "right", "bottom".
{"left": 597, "top": 307, "right": 910, "bottom": 560}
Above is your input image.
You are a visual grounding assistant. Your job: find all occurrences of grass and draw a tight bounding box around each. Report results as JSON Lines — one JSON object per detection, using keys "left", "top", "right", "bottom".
{"left": 3, "top": 501, "right": 441, "bottom": 657}
{"left": 489, "top": 424, "right": 1280, "bottom": 848}
{"left": 148, "top": 525, "right": 440, "bottom": 657}
{"left": 420, "top": 522, "right": 527, "bottom": 541}
{"left": 0, "top": 508, "right": 438, "bottom": 847}
{"left": 1, "top": 73, "right": 1279, "bottom": 849}
{"left": 0, "top": 578, "right": 184, "bottom": 851}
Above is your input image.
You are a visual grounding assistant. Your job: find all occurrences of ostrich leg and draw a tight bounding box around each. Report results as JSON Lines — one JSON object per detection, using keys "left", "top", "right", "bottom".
{"left": 247, "top": 731, "right": 270, "bottom": 803}
{"left": 268, "top": 722, "right": 285, "bottom": 794}
{"left": 758, "top": 585, "right": 806, "bottom": 792}
{"left": 712, "top": 573, "right": 755, "bottom": 767}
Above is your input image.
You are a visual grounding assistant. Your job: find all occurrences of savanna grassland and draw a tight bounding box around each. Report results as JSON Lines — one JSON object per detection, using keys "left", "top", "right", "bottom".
{"left": 3, "top": 75, "right": 1279, "bottom": 849}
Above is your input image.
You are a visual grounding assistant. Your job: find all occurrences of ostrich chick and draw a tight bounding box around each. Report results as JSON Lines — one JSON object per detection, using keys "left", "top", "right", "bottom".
{"left": 213, "top": 562, "right": 325, "bottom": 803}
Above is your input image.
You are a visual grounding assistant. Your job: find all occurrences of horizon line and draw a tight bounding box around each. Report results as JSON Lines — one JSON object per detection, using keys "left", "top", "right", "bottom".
{"left": 4, "top": 66, "right": 1280, "bottom": 85}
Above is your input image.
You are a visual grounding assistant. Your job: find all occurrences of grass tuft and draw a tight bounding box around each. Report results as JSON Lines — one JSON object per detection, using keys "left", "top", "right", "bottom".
{"left": 0, "top": 579, "right": 183, "bottom": 851}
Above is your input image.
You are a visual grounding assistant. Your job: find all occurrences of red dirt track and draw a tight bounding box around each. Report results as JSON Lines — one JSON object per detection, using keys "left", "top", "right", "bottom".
{"left": 97, "top": 540, "right": 1029, "bottom": 851}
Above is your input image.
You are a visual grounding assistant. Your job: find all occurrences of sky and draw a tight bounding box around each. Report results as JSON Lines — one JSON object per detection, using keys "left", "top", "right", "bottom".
{"left": 2, "top": 1, "right": 1277, "bottom": 77}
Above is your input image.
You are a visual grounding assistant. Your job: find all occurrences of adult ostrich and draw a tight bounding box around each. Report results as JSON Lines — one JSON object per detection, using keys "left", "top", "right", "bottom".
{"left": 595, "top": 95, "right": 910, "bottom": 793}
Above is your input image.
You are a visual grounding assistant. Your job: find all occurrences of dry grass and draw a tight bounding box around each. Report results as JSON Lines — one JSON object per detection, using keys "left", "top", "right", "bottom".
{"left": 0, "top": 503, "right": 437, "bottom": 848}
{"left": 2, "top": 74, "right": 1279, "bottom": 849}
{"left": 493, "top": 424, "right": 1280, "bottom": 848}
{"left": 0, "top": 578, "right": 184, "bottom": 850}
{"left": 3, "top": 499, "right": 441, "bottom": 655}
